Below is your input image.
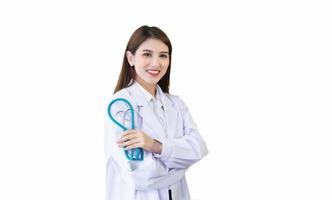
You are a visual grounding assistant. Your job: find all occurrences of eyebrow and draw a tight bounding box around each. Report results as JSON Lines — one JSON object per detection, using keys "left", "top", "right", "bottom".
{"left": 142, "top": 49, "right": 169, "bottom": 54}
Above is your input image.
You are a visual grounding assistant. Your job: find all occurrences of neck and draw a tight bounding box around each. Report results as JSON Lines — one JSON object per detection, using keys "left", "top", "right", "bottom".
{"left": 136, "top": 80, "right": 156, "bottom": 97}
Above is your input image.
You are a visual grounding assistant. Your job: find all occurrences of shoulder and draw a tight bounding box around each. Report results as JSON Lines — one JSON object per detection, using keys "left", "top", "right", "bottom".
{"left": 164, "top": 93, "right": 189, "bottom": 111}
{"left": 164, "top": 93, "right": 180, "bottom": 103}
{"left": 111, "top": 87, "right": 131, "bottom": 100}
{"left": 106, "top": 88, "right": 136, "bottom": 113}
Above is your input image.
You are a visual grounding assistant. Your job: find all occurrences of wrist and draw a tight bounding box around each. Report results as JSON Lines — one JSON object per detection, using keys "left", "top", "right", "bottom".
{"left": 152, "top": 139, "right": 162, "bottom": 154}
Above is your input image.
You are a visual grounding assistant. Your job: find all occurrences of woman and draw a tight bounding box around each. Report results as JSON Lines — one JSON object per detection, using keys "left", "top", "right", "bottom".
{"left": 105, "top": 25, "right": 208, "bottom": 200}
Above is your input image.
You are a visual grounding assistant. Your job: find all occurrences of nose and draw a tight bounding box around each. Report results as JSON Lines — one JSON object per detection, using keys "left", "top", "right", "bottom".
{"left": 150, "top": 56, "right": 161, "bottom": 68}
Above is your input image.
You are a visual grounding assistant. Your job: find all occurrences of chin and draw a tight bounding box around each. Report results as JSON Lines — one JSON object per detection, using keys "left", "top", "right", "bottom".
{"left": 148, "top": 80, "right": 159, "bottom": 85}
{"left": 145, "top": 78, "right": 160, "bottom": 85}
{"left": 137, "top": 75, "right": 162, "bottom": 86}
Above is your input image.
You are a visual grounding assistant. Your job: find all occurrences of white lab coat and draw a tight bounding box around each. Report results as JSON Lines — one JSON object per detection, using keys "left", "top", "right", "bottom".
{"left": 104, "top": 82, "right": 208, "bottom": 200}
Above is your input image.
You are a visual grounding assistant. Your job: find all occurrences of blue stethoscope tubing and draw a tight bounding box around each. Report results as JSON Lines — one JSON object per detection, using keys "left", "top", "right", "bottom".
{"left": 107, "top": 98, "right": 144, "bottom": 161}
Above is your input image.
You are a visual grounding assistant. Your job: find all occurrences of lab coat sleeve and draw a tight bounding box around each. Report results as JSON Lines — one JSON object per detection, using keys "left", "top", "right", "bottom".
{"left": 104, "top": 104, "right": 187, "bottom": 191}
{"left": 154, "top": 96, "right": 209, "bottom": 169}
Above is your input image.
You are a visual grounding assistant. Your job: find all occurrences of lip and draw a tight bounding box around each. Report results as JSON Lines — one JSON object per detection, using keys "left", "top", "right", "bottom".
{"left": 146, "top": 69, "right": 160, "bottom": 77}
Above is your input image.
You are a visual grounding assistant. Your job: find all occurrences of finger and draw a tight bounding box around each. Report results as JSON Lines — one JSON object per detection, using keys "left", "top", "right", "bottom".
{"left": 121, "top": 130, "right": 131, "bottom": 137}
{"left": 119, "top": 138, "right": 140, "bottom": 148}
{"left": 117, "top": 132, "right": 139, "bottom": 143}
{"left": 121, "top": 129, "right": 138, "bottom": 137}
{"left": 117, "top": 130, "right": 137, "bottom": 143}
{"left": 124, "top": 142, "right": 141, "bottom": 150}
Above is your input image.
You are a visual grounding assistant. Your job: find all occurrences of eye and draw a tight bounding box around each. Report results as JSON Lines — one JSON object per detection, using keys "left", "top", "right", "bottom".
{"left": 160, "top": 54, "right": 168, "bottom": 58}
{"left": 143, "top": 53, "right": 152, "bottom": 57}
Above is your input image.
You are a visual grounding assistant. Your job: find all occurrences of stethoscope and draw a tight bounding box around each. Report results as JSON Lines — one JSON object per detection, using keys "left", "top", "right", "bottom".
{"left": 107, "top": 98, "right": 144, "bottom": 161}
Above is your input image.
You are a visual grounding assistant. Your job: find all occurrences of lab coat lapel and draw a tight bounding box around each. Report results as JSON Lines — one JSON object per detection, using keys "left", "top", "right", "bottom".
{"left": 158, "top": 87, "right": 178, "bottom": 139}
{"left": 126, "top": 83, "right": 164, "bottom": 139}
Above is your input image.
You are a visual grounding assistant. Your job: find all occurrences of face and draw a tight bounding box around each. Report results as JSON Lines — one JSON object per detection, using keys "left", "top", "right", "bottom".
{"left": 126, "top": 38, "right": 170, "bottom": 89}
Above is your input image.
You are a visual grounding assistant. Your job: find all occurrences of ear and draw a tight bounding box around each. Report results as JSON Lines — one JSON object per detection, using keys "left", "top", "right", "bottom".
{"left": 126, "top": 51, "right": 135, "bottom": 66}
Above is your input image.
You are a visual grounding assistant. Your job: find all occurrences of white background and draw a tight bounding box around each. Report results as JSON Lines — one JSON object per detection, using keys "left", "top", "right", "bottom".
{"left": 0, "top": 0, "right": 331, "bottom": 199}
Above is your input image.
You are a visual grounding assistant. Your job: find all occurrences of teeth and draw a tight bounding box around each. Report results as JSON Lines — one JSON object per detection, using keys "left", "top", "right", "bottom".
{"left": 147, "top": 70, "right": 159, "bottom": 74}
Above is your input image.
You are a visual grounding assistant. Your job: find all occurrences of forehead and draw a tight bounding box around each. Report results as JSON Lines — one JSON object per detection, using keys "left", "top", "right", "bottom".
{"left": 137, "top": 38, "right": 169, "bottom": 53}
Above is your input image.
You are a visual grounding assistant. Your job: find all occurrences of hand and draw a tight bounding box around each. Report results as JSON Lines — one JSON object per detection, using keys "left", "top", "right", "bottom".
{"left": 117, "top": 130, "right": 162, "bottom": 154}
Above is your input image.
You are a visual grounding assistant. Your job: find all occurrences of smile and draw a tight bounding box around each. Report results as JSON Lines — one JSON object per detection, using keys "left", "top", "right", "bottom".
{"left": 146, "top": 69, "right": 160, "bottom": 76}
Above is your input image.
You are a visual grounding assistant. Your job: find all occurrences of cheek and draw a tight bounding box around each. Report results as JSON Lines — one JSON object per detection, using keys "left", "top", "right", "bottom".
{"left": 162, "top": 61, "right": 170, "bottom": 71}
{"left": 134, "top": 67, "right": 146, "bottom": 76}
{"left": 135, "top": 56, "right": 150, "bottom": 66}
{"left": 134, "top": 61, "right": 148, "bottom": 73}
{"left": 161, "top": 66, "right": 169, "bottom": 76}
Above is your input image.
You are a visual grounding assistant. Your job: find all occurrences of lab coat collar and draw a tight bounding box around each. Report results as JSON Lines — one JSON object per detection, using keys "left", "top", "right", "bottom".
{"left": 126, "top": 82, "right": 164, "bottom": 139}
{"left": 134, "top": 80, "right": 155, "bottom": 104}
{"left": 134, "top": 81, "right": 164, "bottom": 110}
{"left": 126, "top": 81, "right": 177, "bottom": 139}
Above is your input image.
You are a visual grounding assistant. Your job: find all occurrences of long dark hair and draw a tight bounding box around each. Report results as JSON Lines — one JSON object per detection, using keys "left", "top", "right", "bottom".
{"left": 114, "top": 25, "right": 172, "bottom": 94}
